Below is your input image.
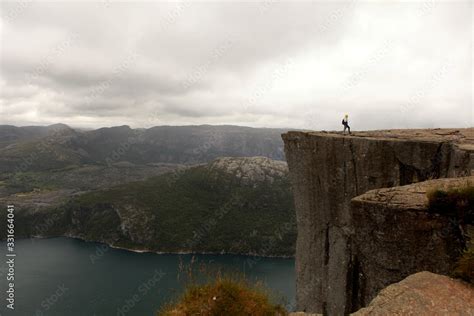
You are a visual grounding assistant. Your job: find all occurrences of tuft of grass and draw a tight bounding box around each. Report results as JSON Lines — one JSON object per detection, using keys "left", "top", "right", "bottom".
{"left": 454, "top": 226, "right": 474, "bottom": 283}
{"left": 427, "top": 185, "right": 474, "bottom": 223}
{"left": 158, "top": 276, "right": 287, "bottom": 316}
{"left": 158, "top": 260, "right": 288, "bottom": 316}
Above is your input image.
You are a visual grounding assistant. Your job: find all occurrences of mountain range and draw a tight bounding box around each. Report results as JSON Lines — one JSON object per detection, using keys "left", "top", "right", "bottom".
{"left": 0, "top": 124, "right": 296, "bottom": 256}
{"left": 0, "top": 124, "right": 287, "bottom": 173}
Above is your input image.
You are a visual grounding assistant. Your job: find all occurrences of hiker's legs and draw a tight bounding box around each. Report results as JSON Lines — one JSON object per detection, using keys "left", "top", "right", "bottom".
{"left": 343, "top": 124, "right": 350, "bottom": 134}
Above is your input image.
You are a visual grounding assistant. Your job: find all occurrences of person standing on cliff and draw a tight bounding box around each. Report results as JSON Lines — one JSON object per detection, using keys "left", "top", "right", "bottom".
{"left": 342, "top": 114, "right": 351, "bottom": 134}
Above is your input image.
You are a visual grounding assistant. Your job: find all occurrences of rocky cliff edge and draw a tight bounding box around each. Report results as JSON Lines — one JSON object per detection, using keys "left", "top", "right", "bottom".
{"left": 283, "top": 128, "right": 474, "bottom": 315}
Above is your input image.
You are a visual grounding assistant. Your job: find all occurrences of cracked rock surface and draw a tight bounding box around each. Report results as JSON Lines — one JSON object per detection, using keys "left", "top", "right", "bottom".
{"left": 208, "top": 156, "right": 288, "bottom": 184}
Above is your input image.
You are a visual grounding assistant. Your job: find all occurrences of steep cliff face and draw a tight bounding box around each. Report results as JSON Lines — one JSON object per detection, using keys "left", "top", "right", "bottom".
{"left": 351, "top": 176, "right": 474, "bottom": 309}
{"left": 282, "top": 128, "right": 474, "bottom": 315}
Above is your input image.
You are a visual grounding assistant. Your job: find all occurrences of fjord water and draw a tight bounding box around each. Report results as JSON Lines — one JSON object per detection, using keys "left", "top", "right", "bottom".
{"left": 1, "top": 238, "right": 295, "bottom": 315}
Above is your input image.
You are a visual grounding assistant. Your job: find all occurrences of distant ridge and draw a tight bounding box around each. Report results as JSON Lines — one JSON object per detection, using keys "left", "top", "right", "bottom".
{"left": 0, "top": 124, "right": 293, "bottom": 172}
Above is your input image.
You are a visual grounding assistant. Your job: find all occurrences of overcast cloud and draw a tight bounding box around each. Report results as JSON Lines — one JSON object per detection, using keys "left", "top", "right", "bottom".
{"left": 0, "top": 0, "right": 472, "bottom": 130}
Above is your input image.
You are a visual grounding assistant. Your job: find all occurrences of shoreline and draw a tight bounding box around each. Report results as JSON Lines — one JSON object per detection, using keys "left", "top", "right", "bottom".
{"left": 26, "top": 235, "right": 295, "bottom": 259}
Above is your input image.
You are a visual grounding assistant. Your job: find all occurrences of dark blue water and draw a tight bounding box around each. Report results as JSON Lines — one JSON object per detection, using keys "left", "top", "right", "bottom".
{"left": 0, "top": 238, "right": 295, "bottom": 315}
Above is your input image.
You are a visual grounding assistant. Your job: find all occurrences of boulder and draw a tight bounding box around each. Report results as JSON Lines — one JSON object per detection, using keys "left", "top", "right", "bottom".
{"left": 353, "top": 272, "right": 474, "bottom": 315}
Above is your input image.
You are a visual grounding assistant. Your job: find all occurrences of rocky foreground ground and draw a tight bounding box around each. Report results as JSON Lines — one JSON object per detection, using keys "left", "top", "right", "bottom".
{"left": 290, "top": 271, "right": 474, "bottom": 315}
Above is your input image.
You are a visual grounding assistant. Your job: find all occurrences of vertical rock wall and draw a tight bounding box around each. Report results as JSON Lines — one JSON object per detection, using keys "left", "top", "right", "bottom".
{"left": 282, "top": 129, "right": 473, "bottom": 315}
{"left": 351, "top": 176, "right": 473, "bottom": 310}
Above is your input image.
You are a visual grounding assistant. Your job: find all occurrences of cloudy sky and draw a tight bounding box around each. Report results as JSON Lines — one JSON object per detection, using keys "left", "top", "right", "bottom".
{"left": 0, "top": 0, "right": 472, "bottom": 130}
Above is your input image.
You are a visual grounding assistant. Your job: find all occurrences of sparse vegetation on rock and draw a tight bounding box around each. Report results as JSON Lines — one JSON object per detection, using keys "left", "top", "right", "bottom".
{"left": 427, "top": 184, "right": 474, "bottom": 224}
{"left": 158, "top": 271, "right": 288, "bottom": 316}
{"left": 454, "top": 227, "right": 474, "bottom": 283}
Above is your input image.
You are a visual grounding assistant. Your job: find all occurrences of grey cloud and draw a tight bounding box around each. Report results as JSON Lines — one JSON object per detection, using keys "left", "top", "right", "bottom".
{"left": 0, "top": 1, "right": 472, "bottom": 130}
